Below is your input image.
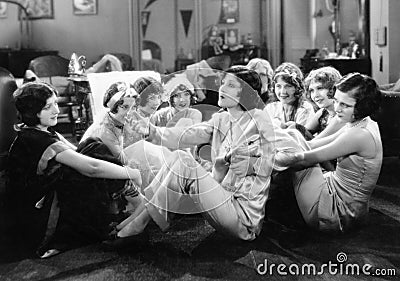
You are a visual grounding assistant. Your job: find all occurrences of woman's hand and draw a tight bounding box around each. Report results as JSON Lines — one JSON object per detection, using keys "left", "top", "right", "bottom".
{"left": 125, "top": 167, "right": 142, "bottom": 188}
{"left": 131, "top": 117, "right": 152, "bottom": 138}
{"left": 230, "top": 155, "right": 256, "bottom": 178}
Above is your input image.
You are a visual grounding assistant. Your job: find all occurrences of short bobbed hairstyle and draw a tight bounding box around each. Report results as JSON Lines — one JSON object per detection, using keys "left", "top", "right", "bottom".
{"left": 224, "top": 66, "right": 264, "bottom": 111}
{"left": 246, "top": 58, "right": 273, "bottom": 92}
{"left": 103, "top": 82, "right": 135, "bottom": 114}
{"left": 272, "top": 62, "right": 305, "bottom": 99}
{"left": 304, "top": 66, "right": 342, "bottom": 99}
{"left": 133, "top": 77, "right": 163, "bottom": 107}
{"left": 335, "top": 72, "right": 382, "bottom": 120}
{"left": 13, "top": 82, "right": 58, "bottom": 126}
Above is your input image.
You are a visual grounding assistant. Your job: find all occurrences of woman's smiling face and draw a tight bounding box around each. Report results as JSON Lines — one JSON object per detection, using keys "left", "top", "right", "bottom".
{"left": 308, "top": 81, "right": 333, "bottom": 109}
{"left": 141, "top": 93, "right": 161, "bottom": 115}
{"left": 36, "top": 94, "right": 59, "bottom": 130}
{"left": 172, "top": 90, "right": 191, "bottom": 111}
{"left": 274, "top": 77, "right": 297, "bottom": 104}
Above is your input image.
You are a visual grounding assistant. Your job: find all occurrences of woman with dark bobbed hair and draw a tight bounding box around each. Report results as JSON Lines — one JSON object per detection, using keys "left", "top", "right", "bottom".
{"left": 133, "top": 76, "right": 163, "bottom": 117}
{"left": 5, "top": 82, "right": 142, "bottom": 258}
{"left": 275, "top": 73, "right": 382, "bottom": 233}
{"left": 104, "top": 66, "right": 282, "bottom": 245}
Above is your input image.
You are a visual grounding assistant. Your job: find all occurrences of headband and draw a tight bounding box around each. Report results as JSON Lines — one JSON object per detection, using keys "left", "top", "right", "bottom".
{"left": 106, "top": 82, "right": 138, "bottom": 109}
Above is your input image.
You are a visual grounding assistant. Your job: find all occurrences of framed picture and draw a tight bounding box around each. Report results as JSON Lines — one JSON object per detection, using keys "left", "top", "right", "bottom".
{"left": 0, "top": 3, "right": 7, "bottom": 19}
{"left": 225, "top": 28, "right": 239, "bottom": 46}
{"left": 19, "top": 0, "right": 54, "bottom": 20}
{"left": 73, "top": 0, "right": 97, "bottom": 15}
{"left": 219, "top": 0, "right": 239, "bottom": 24}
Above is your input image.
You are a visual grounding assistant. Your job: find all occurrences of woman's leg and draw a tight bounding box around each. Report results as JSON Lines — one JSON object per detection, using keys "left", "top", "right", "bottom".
{"left": 119, "top": 150, "right": 250, "bottom": 239}
{"left": 285, "top": 129, "right": 330, "bottom": 229}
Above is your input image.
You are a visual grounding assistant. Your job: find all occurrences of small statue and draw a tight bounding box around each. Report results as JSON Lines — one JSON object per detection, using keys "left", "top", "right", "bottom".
{"left": 208, "top": 25, "right": 223, "bottom": 55}
{"left": 68, "top": 53, "right": 87, "bottom": 76}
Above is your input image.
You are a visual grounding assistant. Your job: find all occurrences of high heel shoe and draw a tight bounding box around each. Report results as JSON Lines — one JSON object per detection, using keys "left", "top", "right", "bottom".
{"left": 102, "top": 231, "right": 149, "bottom": 250}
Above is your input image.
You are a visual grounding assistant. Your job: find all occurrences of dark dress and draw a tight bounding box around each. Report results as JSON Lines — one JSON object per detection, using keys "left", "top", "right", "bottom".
{"left": 5, "top": 126, "right": 126, "bottom": 257}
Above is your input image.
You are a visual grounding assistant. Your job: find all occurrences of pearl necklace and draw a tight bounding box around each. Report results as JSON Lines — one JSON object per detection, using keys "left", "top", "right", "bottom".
{"left": 348, "top": 117, "right": 367, "bottom": 128}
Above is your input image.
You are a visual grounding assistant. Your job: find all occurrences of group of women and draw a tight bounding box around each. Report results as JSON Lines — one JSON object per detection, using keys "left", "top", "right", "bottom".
{"left": 4, "top": 56, "right": 383, "bottom": 259}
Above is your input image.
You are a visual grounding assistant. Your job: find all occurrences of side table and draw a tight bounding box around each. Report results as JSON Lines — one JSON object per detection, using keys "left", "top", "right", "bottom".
{"left": 67, "top": 76, "right": 91, "bottom": 140}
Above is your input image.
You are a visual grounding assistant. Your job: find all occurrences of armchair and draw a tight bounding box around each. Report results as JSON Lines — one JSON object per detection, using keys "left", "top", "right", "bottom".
{"left": 0, "top": 67, "right": 17, "bottom": 170}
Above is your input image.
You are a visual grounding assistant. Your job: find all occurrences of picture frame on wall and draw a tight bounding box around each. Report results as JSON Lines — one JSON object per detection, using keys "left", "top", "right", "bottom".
{"left": 225, "top": 28, "right": 239, "bottom": 46}
{"left": 219, "top": 0, "right": 239, "bottom": 24}
{"left": 0, "top": 3, "right": 7, "bottom": 19}
{"left": 19, "top": 0, "right": 54, "bottom": 20}
{"left": 73, "top": 0, "right": 97, "bottom": 15}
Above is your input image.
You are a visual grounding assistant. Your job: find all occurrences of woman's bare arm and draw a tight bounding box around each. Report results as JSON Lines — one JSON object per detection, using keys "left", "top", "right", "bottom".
{"left": 298, "top": 128, "right": 373, "bottom": 166}
{"left": 55, "top": 149, "right": 141, "bottom": 185}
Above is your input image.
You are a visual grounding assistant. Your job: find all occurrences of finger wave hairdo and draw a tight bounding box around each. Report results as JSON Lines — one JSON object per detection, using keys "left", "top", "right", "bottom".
{"left": 304, "top": 66, "right": 342, "bottom": 99}
{"left": 13, "top": 82, "right": 58, "bottom": 126}
{"left": 335, "top": 72, "right": 382, "bottom": 120}
{"left": 224, "top": 66, "right": 264, "bottom": 111}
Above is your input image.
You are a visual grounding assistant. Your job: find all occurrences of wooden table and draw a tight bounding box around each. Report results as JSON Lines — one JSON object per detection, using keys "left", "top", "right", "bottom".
{"left": 67, "top": 75, "right": 91, "bottom": 139}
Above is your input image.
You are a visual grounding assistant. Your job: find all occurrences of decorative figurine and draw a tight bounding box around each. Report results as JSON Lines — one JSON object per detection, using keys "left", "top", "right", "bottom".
{"left": 208, "top": 25, "right": 224, "bottom": 55}
{"left": 68, "top": 52, "right": 87, "bottom": 76}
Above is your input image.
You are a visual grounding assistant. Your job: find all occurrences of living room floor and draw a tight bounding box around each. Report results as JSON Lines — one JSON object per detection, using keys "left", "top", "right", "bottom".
{"left": 0, "top": 148, "right": 399, "bottom": 280}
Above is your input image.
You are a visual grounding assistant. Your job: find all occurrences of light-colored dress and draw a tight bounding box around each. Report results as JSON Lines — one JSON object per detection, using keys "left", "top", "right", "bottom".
{"left": 290, "top": 117, "right": 383, "bottom": 232}
{"left": 265, "top": 100, "right": 315, "bottom": 126}
{"left": 144, "top": 109, "right": 302, "bottom": 240}
{"left": 80, "top": 112, "right": 142, "bottom": 161}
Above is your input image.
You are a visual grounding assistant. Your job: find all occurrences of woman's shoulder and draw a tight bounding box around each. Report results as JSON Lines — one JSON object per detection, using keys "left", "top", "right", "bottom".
{"left": 187, "top": 107, "right": 202, "bottom": 117}
{"left": 264, "top": 101, "right": 280, "bottom": 113}
{"left": 18, "top": 127, "right": 59, "bottom": 144}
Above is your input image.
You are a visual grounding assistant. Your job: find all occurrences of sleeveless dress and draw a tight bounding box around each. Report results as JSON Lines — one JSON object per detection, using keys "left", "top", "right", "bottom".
{"left": 319, "top": 117, "right": 383, "bottom": 231}
{"left": 292, "top": 117, "right": 383, "bottom": 232}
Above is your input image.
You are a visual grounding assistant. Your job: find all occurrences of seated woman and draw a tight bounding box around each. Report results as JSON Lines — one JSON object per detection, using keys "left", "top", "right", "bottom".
{"left": 5, "top": 82, "right": 141, "bottom": 258}
{"left": 80, "top": 82, "right": 139, "bottom": 160}
{"left": 104, "top": 66, "right": 278, "bottom": 244}
{"left": 246, "top": 58, "right": 274, "bottom": 103}
{"left": 297, "top": 66, "right": 343, "bottom": 140}
{"left": 80, "top": 80, "right": 171, "bottom": 191}
{"left": 151, "top": 74, "right": 202, "bottom": 127}
{"left": 133, "top": 76, "right": 163, "bottom": 118}
{"left": 265, "top": 62, "right": 315, "bottom": 128}
{"left": 303, "top": 67, "right": 341, "bottom": 133}
{"left": 275, "top": 73, "right": 382, "bottom": 233}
